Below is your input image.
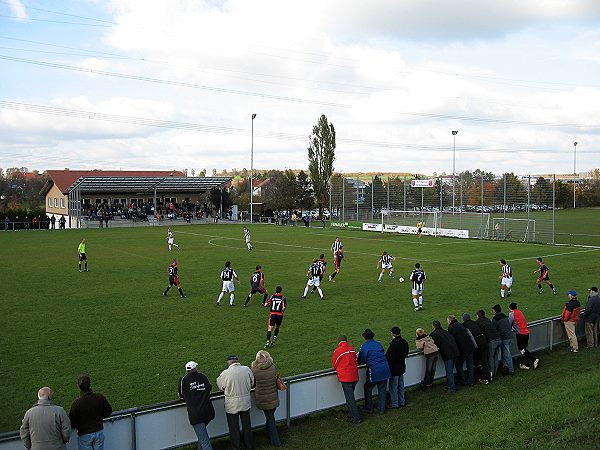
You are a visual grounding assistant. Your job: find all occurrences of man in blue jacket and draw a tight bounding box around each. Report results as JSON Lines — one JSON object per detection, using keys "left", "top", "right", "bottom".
{"left": 357, "top": 328, "right": 391, "bottom": 414}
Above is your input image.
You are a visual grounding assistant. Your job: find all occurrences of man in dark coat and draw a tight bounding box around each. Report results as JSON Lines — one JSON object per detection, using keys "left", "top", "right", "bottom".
{"left": 462, "top": 313, "right": 489, "bottom": 383}
{"left": 476, "top": 310, "right": 502, "bottom": 382}
{"left": 430, "top": 320, "right": 460, "bottom": 393}
{"left": 179, "top": 361, "right": 215, "bottom": 450}
{"left": 447, "top": 315, "right": 476, "bottom": 386}
{"left": 69, "top": 375, "right": 112, "bottom": 450}
{"left": 385, "top": 326, "right": 409, "bottom": 408}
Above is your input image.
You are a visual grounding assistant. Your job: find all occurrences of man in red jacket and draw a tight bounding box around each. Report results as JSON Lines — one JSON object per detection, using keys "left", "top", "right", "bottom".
{"left": 332, "top": 336, "right": 361, "bottom": 424}
{"left": 562, "top": 290, "right": 581, "bottom": 352}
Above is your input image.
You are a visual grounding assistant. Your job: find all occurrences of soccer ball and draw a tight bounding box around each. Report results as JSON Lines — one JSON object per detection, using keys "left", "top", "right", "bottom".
{"left": 399, "top": 277, "right": 405, "bottom": 283}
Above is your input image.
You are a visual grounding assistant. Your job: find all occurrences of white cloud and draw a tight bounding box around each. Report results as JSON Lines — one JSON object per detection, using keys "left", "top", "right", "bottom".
{"left": 6, "top": 0, "right": 27, "bottom": 20}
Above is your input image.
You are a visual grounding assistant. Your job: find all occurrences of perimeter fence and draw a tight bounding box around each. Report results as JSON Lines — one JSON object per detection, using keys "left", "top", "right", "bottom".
{"left": 329, "top": 174, "right": 558, "bottom": 244}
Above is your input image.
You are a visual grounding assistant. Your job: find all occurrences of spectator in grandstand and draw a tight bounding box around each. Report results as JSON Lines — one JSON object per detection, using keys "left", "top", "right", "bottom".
{"left": 415, "top": 328, "right": 439, "bottom": 388}
{"left": 582, "top": 287, "right": 600, "bottom": 348}
{"left": 251, "top": 351, "right": 282, "bottom": 446}
{"left": 430, "top": 320, "right": 460, "bottom": 393}
{"left": 476, "top": 309, "right": 501, "bottom": 382}
{"left": 20, "top": 386, "right": 71, "bottom": 450}
{"left": 447, "top": 315, "right": 475, "bottom": 386}
{"left": 178, "top": 361, "right": 215, "bottom": 450}
{"left": 491, "top": 304, "right": 515, "bottom": 375}
{"left": 508, "top": 303, "right": 539, "bottom": 370}
{"left": 357, "top": 329, "right": 390, "bottom": 414}
{"left": 216, "top": 355, "right": 255, "bottom": 450}
{"left": 386, "top": 326, "right": 409, "bottom": 408}
{"left": 561, "top": 291, "right": 581, "bottom": 352}
{"left": 462, "top": 313, "right": 489, "bottom": 382}
{"left": 68, "top": 374, "right": 113, "bottom": 450}
{"left": 332, "top": 335, "right": 361, "bottom": 423}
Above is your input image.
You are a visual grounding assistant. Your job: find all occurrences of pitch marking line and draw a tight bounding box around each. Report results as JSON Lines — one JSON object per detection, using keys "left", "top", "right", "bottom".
{"left": 307, "top": 230, "right": 455, "bottom": 246}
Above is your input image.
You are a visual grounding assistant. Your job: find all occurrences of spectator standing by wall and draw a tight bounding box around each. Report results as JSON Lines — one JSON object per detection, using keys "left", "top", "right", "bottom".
{"left": 562, "top": 291, "right": 581, "bottom": 352}
{"left": 491, "top": 304, "right": 515, "bottom": 375}
{"left": 20, "top": 386, "right": 71, "bottom": 450}
{"left": 68, "top": 375, "right": 112, "bottom": 450}
{"left": 462, "top": 313, "right": 488, "bottom": 382}
{"left": 508, "top": 303, "right": 539, "bottom": 370}
{"left": 332, "top": 335, "right": 361, "bottom": 424}
{"left": 447, "top": 315, "right": 475, "bottom": 386}
{"left": 385, "top": 326, "right": 409, "bottom": 408}
{"left": 357, "top": 329, "right": 390, "bottom": 414}
{"left": 216, "top": 355, "right": 255, "bottom": 450}
{"left": 50, "top": 214, "right": 56, "bottom": 229}
{"left": 59, "top": 215, "right": 66, "bottom": 229}
{"left": 430, "top": 320, "right": 460, "bottom": 393}
{"left": 582, "top": 287, "right": 600, "bottom": 348}
{"left": 178, "top": 361, "right": 215, "bottom": 450}
{"left": 251, "top": 350, "right": 282, "bottom": 446}
{"left": 476, "top": 309, "right": 502, "bottom": 382}
{"left": 415, "top": 328, "right": 439, "bottom": 388}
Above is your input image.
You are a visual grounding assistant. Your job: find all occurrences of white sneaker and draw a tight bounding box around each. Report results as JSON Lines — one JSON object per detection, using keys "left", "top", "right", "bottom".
{"left": 519, "top": 364, "right": 530, "bottom": 370}
{"left": 533, "top": 359, "right": 539, "bottom": 369}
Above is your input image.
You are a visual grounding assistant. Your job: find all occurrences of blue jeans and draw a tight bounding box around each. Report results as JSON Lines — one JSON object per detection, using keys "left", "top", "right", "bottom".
{"left": 500, "top": 339, "right": 514, "bottom": 373}
{"left": 388, "top": 375, "right": 405, "bottom": 407}
{"left": 78, "top": 430, "right": 105, "bottom": 450}
{"left": 455, "top": 351, "right": 474, "bottom": 385}
{"left": 263, "top": 408, "right": 281, "bottom": 446}
{"left": 364, "top": 380, "right": 387, "bottom": 413}
{"left": 341, "top": 381, "right": 361, "bottom": 421}
{"left": 488, "top": 339, "right": 501, "bottom": 377}
{"left": 192, "top": 422, "right": 212, "bottom": 450}
{"left": 444, "top": 358, "right": 456, "bottom": 392}
{"left": 422, "top": 354, "right": 438, "bottom": 386}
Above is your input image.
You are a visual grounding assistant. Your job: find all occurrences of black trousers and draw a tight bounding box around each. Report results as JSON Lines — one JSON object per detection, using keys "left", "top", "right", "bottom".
{"left": 226, "top": 410, "right": 253, "bottom": 450}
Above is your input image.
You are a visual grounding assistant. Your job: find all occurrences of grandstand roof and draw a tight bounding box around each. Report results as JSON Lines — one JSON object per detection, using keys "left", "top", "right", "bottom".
{"left": 67, "top": 176, "right": 232, "bottom": 194}
{"left": 41, "top": 169, "right": 185, "bottom": 195}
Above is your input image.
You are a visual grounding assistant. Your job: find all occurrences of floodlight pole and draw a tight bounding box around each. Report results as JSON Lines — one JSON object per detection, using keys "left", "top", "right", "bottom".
{"left": 452, "top": 131, "right": 458, "bottom": 211}
{"left": 573, "top": 141, "right": 577, "bottom": 209}
{"left": 250, "top": 113, "right": 256, "bottom": 223}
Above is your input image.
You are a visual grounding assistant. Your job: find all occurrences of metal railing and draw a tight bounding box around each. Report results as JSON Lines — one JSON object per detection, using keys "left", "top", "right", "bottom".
{"left": 0, "top": 314, "right": 585, "bottom": 450}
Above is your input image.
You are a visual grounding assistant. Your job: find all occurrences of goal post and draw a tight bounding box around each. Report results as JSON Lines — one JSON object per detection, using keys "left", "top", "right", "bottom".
{"left": 381, "top": 210, "right": 439, "bottom": 234}
{"left": 438, "top": 212, "right": 490, "bottom": 239}
{"left": 492, "top": 217, "right": 536, "bottom": 242}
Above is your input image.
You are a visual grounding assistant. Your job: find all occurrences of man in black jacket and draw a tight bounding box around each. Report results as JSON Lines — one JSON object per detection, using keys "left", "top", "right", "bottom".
{"left": 447, "top": 315, "right": 476, "bottom": 386}
{"left": 179, "top": 361, "right": 215, "bottom": 450}
{"left": 462, "top": 313, "right": 489, "bottom": 383}
{"left": 386, "top": 326, "right": 409, "bottom": 407}
{"left": 430, "top": 320, "right": 460, "bottom": 393}
{"left": 69, "top": 374, "right": 113, "bottom": 450}
{"left": 492, "top": 304, "right": 515, "bottom": 375}
{"left": 476, "top": 310, "right": 502, "bottom": 382}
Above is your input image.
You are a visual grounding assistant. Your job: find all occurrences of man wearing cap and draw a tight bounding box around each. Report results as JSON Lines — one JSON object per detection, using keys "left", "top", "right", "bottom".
{"left": 562, "top": 291, "right": 581, "bottom": 352}
{"left": 357, "top": 329, "right": 390, "bottom": 414}
{"left": 582, "top": 287, "right": 600, "bottom": 348}
{"left": 385, "top": 326, "right": 409, "bottom": 408}
{"left": 217, "top": 355, "right": 255, "bottom": 450}
{"left": 69, "top": 375, "right": 112, "bottom": 450}
{"left": 179, "top": 361, "right": 215, "bottom": 450}
{"left": 332, "top": 336, "right": 361, "bottom": 423}
{"left": 508, "top": 303, "right": 539, "bottom": 370}
{"left": 20, "top": 386, "right": 71, "bottom": 450}
{"left": 491, "top": 304, "right": 515, "bottom": 375}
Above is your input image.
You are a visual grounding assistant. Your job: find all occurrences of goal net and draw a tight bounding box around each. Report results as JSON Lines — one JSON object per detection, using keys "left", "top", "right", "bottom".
{"left": 492, "top": 218, "right": 536, "bottom": 242}
{"left": 438, "top": 212, "right": 490, "bottom": 239}
{"left": 381, "top": 210, "right": 439, "bottom": 229}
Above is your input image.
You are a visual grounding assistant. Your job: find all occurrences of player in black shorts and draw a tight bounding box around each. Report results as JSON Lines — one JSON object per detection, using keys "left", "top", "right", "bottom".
{"left": 264, "top": 285, "right": 286, "bottom": 349}
{"left": 533, "top": 257, "right": 556, "bottom": 295}
{"left": 244, "top": 265, "right": 269, "bottom": 306}
{"left": 163, "top": 258, "right": 186, "bottom": 298}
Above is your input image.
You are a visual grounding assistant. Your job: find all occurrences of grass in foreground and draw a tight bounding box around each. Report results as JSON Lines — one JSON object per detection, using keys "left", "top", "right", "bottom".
{"left": 203, "top": 345, "right": 600, "bottom": 450}
{"left": 1, "top": 221, "right": 599, "bottom": 431}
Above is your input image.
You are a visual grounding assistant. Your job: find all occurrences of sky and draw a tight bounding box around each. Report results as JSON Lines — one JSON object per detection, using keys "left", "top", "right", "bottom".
{"left": 1, "top": 0, "right": 599, "bottom": 176}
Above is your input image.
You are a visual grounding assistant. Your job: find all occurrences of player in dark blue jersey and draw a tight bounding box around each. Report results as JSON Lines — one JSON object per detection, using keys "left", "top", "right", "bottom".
{"left": 163, "top": 258, "right": 186, "bottom": 298}
{"left": 302, "top": 259, "right": 324, "bottom": 300}
{"left": 264, "top": 285, "right": 287, "bottom": 348}
{"left": 244, "top": 265, "right": 269, "bottom": 306}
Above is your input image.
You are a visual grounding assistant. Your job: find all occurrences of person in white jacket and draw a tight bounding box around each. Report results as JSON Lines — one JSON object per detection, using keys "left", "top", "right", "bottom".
{"left": 216, "top": 355, "right": 255, "bottom": 450}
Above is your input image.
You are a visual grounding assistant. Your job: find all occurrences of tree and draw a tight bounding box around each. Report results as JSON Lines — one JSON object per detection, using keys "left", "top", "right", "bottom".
{"left": 308, "top": 114, "right": 335, "bottom": 218}
{"left": 208, "top": 187, "right": 232, "bottom": 214}
{"left": 296, "top": 170, "right": 314, "bottom": 210}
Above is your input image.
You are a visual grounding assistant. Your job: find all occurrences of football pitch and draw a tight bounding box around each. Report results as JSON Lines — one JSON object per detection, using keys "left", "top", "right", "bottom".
{"left": 2, "top": 220, "right": 600, "bottom": 432}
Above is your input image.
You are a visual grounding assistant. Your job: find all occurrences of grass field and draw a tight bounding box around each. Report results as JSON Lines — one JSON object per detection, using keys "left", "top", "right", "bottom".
{"left": 1, "top": 212, "right": 600, "bottom": 432}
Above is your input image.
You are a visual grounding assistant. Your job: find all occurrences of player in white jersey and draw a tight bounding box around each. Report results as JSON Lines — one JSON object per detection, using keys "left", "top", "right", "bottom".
{"left": 499, "top": 259, "right": 513, "bottom": 298}
{"left": 329, "top": 237, "right": 344, "bottom": 282}
{"left": 409, "top": 263, "right": 426, "bottom": 311}
{"left": 302, "top": 259, "right": 324, "bottom": 300}
{"left": 167, "top": 229, "right": 179, "bottom": 251}
{"left": 377, "top": 251, "right": 396, "bottom": 282}
{"left": 243, "top": 226, "right": 253, "bottom": 250}
{"left": 216, "top": 261, "right": 240, "bottom": 306}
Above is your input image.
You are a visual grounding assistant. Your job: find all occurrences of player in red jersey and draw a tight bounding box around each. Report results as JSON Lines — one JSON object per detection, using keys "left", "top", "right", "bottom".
{"left": 329, "top": 238, "right": 344, "bottom": 282}
{"left": 533, "top": 257, "right": 556, "bottom": 295}
{"left": 163, "top": 258, "right": 186, "bottom": 298}
{"left": 264, "top": 285, "right": 287, "bottom": 349}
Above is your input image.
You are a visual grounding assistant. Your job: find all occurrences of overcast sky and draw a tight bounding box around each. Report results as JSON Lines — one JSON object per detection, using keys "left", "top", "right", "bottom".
{"left": 1, "top": 0, "right": 599, "bottom": 175}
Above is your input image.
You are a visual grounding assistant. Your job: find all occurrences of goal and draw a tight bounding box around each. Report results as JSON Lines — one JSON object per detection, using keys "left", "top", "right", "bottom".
{"left": 381, "top": 210, "right": 439, "bottom": 229}
{"left": 438, "top": 212, "right": 490, "bottom": 239}
{"left": 492, "top": 218, "right": 536, "bottom": 242}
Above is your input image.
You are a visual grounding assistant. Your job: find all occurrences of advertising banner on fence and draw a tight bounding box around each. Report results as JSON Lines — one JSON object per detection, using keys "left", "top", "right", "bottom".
{"left": 362, "top": 222, "right": 383, "bottom": 232}
{"left": 410, "top": 179, "right": 435, "bottom": 188}
{"left": 363, "top": 223, "right": 469, "bottom": 239}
